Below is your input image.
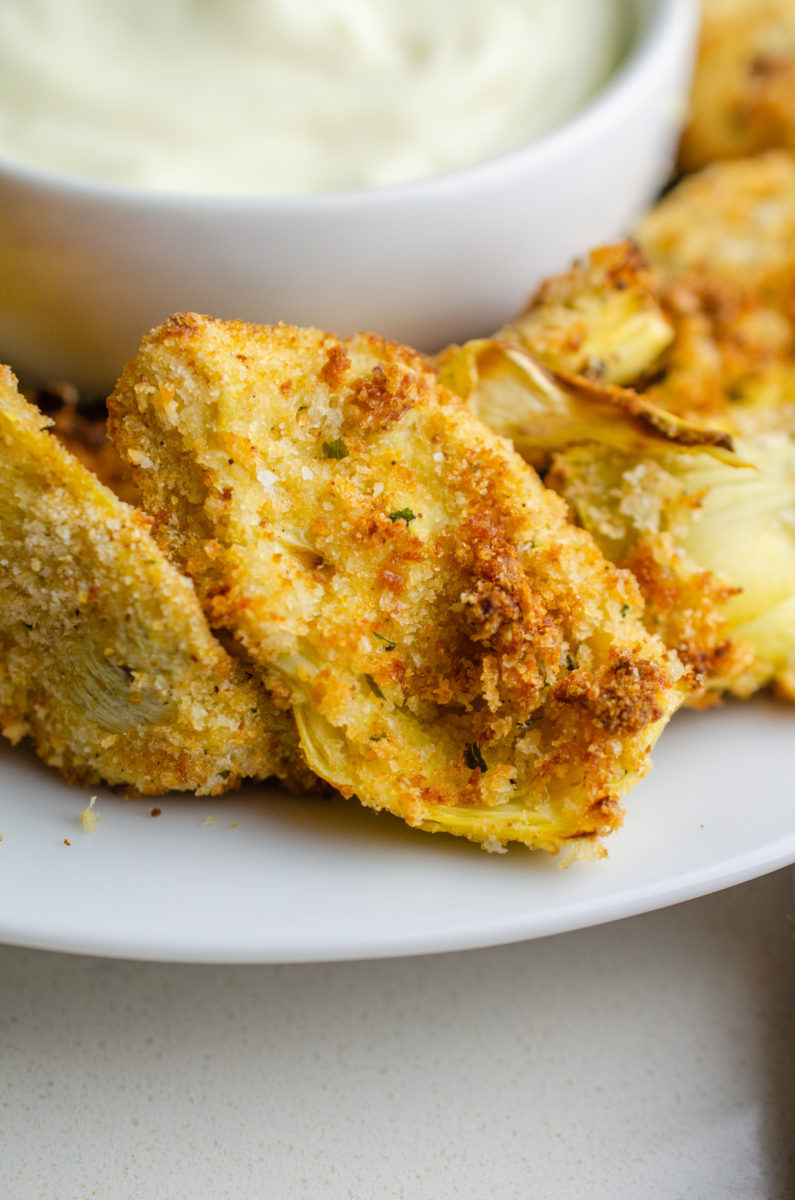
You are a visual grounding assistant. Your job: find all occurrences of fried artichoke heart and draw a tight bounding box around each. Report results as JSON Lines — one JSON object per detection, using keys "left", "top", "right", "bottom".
{"left": 499, "top": 242, "right": 674, "bottom": 388}
{"left": 679, "top": 0, "right": 795, "bottom": 173}
{"left": 547, "top": 437, "right": 795, "bottom": 701}
{"left": 440, "top": 206, "right": 795, "bottom": 702}
{"left": 107, "top": 315, "right": 687, "bottom": 853}
{"left": 0, "top": 367, "right": 306, "bottom": 794}
{"left": 497, "top": 169, "right": 795, "bottom": 429}
{"left": 636, "top": 152, "right": 795, "bottom": 425}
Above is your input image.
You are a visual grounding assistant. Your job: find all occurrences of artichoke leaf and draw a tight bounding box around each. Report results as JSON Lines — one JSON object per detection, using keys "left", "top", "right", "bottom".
{"left": 439, "top": 338, "right": 739, "bottom": 470}
{"left": 550, "top": 434, "right": 795, "bottom": 700}
{"left": 499, "top": 241, "right": 675, "bottom": 386}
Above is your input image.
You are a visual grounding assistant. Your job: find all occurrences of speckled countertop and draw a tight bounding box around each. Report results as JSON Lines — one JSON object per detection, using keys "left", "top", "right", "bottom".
{"left": 1, "top": 870, "right": 793, "bottom": 1200}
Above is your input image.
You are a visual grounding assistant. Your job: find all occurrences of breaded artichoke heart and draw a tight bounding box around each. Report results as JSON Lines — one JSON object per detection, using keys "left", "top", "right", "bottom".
{"left": 108, "top": 315, "right": 687, "bottom": 853}
{"left": 0, "top": 367, "right": 306, "bottom": 795}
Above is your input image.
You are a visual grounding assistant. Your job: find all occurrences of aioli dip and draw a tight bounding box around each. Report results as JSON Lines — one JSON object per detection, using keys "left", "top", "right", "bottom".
{"left": 0, "top": 0, "right": 630, "bottom": 195}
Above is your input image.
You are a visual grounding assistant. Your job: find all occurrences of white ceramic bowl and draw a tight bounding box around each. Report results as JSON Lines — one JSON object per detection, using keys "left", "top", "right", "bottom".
{"left": 0, "top": 0, "right": 696, "bottom": 394}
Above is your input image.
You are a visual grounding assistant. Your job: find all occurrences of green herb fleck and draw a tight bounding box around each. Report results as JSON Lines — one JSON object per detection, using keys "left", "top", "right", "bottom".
{"left": 373, "top": 632, "right": 396, "bottom": 651}
{"left": 364, "top": 673, "right": 385, "bottom": 699}
{"left": 566, "top": 654, "right": 577, "bottom": 672}
{"left": 219, "top": 769, "right": 230, "bottom": 779}
{"left": 322, "top": 437, "right": 349, "bottom": 460}
{"left": 389, "top": 507, "right": 416, "bottom": 524}
{"left": 620, "top": 603, "right": 630, "bottom": 618}
{"left": 464, "top": 742, "right": 487, "bottom": 772}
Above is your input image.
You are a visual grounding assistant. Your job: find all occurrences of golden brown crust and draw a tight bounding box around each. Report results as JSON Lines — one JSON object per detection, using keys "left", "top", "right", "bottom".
{"left": 680, "top": 0, "right": 795, "bottom": 172}
{"left": 476, "top": 194, "right": 795, "bottom": 705}
{"left": 107, "top": 315, "right": 687, "bottom": 852}
{"left": 500, "top": 242, "right": 674, "bottom": 387}
{"left": 637, "top": 153, "right": 795, "bottom": 424}
{"left": 546, "top": 436, "right": 795, "bottom": 705}
{"left": 639, "top": 152, "right": 795, "bottom": 302}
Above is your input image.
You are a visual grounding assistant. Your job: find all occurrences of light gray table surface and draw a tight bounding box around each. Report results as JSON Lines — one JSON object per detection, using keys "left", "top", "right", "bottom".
{"left": 1, "top": 869, "right": 793, "bottom": 1200}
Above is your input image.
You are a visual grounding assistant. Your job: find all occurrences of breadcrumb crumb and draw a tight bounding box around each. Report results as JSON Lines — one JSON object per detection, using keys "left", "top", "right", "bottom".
{"left": 80, "top": 795, "right": 99, "bottom": 832}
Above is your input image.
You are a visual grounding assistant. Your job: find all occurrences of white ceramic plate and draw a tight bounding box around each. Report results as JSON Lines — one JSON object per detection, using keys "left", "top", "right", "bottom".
{"left": 0, "top": 698, "right": 793, "bottom": 963}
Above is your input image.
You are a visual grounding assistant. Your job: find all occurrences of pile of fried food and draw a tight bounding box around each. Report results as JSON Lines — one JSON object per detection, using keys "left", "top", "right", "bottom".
{"left": 2, "top": 0, "right": 794, "bottom": 857}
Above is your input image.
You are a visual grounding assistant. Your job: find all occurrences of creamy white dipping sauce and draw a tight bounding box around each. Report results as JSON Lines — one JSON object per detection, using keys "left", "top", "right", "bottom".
{"left": 0, "top": 0, "right": 630, "bottom": 195}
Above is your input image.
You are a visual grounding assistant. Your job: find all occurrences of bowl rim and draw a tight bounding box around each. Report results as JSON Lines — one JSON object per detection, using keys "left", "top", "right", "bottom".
{"left": 0, "top": 0, "right": 696, "bottom": 213}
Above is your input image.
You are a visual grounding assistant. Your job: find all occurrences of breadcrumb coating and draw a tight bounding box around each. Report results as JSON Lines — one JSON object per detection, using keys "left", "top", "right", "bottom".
{"left": 500, "top": 242, "right": 674, "bottom": 388}
{"left": 471, "top": 158, "right": 795, "bottom": 704}
{"left": 108, "top": 315, "right": 686, "bottom": 853}
{"left": 640, "top": 152, "right": 795, "bottom": 306}
{"left": 546, "top": 439, "right": 795, "bottom": 702}
{"left": 680, "top": 0, "right": 795, "bottom": 172}
{"left": 506, "top": 157, "right": 795, "bottom": 431}
{"left": 0, "top": 366, "right": 308, "bottom": 795}
{"left": 632, "top": 154, "right": 795, "bottom": 427}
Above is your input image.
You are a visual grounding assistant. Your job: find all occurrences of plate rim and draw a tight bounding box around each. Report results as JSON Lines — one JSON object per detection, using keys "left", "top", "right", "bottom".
{"left": 2, "top": 832, "right": 793, "bottom": 965}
